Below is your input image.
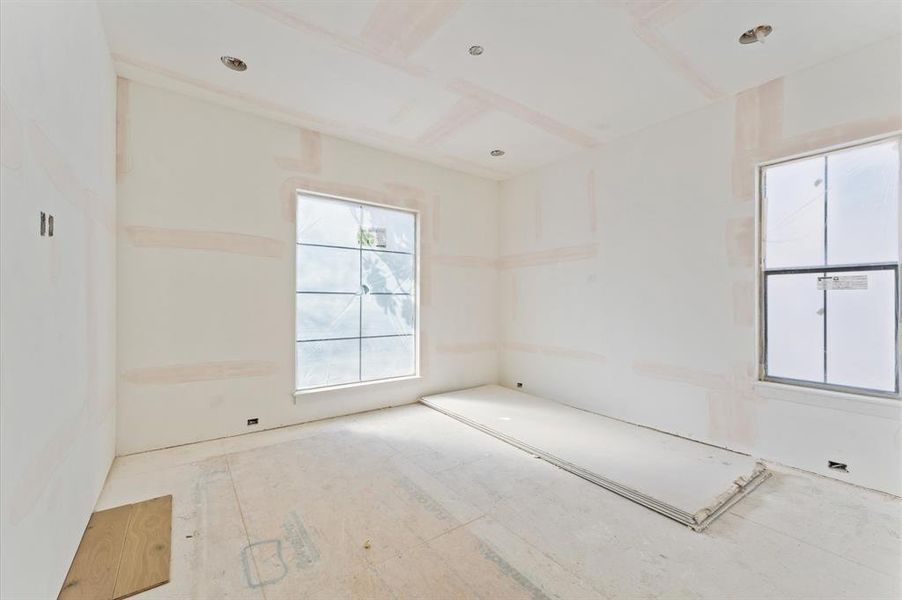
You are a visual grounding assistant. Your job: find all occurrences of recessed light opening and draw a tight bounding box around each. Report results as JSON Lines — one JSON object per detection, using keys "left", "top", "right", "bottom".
{"left": 739, "top": 25, "right": 772, "bottom": 45}
{"left": 221, "top": 56, "right": 248, "bottom": 71}
{"left": 468, "top": 45, "right": 484, "bottom": 56}
{"left": 490, "top": 149, "right": 505, "bottom": 157}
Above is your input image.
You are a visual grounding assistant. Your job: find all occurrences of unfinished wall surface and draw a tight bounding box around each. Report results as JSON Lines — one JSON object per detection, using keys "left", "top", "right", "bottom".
{"left": 498, "top": 36, "right": 902, "bottom": 496}
{"left": 0, "top": 2, "right": 117, "bottom": 597}
{"left": 117, "top": 81, "right": 499, "bottom": 454}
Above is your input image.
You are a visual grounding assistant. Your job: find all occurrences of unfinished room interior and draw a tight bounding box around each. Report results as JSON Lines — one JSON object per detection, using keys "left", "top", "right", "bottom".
{"left": 1, "top": 0, "right": 901, "bottom": 598}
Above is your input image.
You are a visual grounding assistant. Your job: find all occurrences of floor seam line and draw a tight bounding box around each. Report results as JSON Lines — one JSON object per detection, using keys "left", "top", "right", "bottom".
{"left": 730, "top": 512, "right": 895, "bottom": 578}
{"left": 482, "top": 503, "right": 608, "bottom": 597}
{"left": 226, "top": 457, "right": 268, "bottom": 600}
{"left": 423, "top": 514, "right": 486, "bottom": 545}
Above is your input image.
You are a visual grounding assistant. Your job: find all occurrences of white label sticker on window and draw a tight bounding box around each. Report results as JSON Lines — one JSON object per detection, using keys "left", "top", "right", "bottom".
{"left": 816, "top": 275, "right": 868, "bottom": 290}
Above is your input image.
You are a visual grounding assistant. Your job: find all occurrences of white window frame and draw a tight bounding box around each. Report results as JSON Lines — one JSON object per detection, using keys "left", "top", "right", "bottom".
{"left": 293, "top": 190, "right": 420, "bottom": 396}
{"left": 756, "top": 133, "right": 902, "bottom": 399}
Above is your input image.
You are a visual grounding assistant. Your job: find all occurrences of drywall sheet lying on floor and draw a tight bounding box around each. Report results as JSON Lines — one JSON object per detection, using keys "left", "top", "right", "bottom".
{"left": 421, "top": 385, "right": 769, "bottom": 530}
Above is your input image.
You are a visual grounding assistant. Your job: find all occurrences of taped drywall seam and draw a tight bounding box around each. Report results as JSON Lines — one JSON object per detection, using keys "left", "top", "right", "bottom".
{"left": 275, "top": 129, "right": 322, "bottom": 174}
{"left": 498, "top": 243, "right": 598, "bottom": 269}
{"left": 707, "top": 389, "right": 759, "bottom": 449}
{"left": 769, "top": 117, "right": 902, "bottom": 164}
{"left": 281, "top": 177, "right": 391, "bottom": 222}
{"left": 632, "top": 360, "right": 735, "bottom": 392}
{"left": 388, "top": 103, "right": 415, "bottom": 125}
{"left": 510, "top": 274, "right": 518, "bottom": 321}
{"left": 630, "top": 27, "right": 723, "bottom": 101}
{"left": 114, "top": 54, "right": 348, "bottom": 138}
{"left": 124, "top": 226, "right": 286, "bottom": 258}
{"left": 731, "top": 280, "right": 754, "bottom": 327}
{"left": 360, "top": 0, "right": 462, "bottom": 59}
{"left": 447, "top": 79, "right": 596, "bottom": 148}
{"left": 0, "top": 87, "right": 24, "bottom": 169}
{"left": 235, "top": 0, "right": 593, "bottom": 152}
{"left": 587, "top": 169, "right": 598, "bottom": 235}
{"left": 113, "top": 60, "right": 512, "bottom": 181}
{"left": 436, "top": 342, "right": 498, "bottom": 354}
{"left": 123, "top": 361, "right": 280, "bottom": 385}
{"left": 624, "top": 0, "right": 723, "bottom": 101}
{"left": 429, "top": 255, "right": 497, "bottom": 268}
{"left": 416, "top": 97, "right": 490, "bottom": 146}
{"left": 725, "top": 216, "right": 754, "bottom": 267}
{"left": 631, "top": 359, "right": 765, "bottom": 447}
{"left": 622, "top": 0, "right": 701, "bottom": 26}
{"left": 432, "top": 195, "right": 441, "bottom": 243}
{"left": 28, "top": 121, "right": 115, "bottom": 232}
{"left": 534, "top": 193, "right": 543, "bottom": 242}
{"left": 231, "top": 0, "right": 430, "bottom": 78}
{"left": 732, "top": 79, "right": 784, "bottom": 203}
{"left": 116, "top": 78, "right": 131, "bottom": 179}
{"left": 504, "top": 342, "right": 606, "bottom": 364}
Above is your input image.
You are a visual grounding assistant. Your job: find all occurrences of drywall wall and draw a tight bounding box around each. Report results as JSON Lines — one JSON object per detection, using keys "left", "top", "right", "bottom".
{"left": 498, "top": 36, "right": 902, "bottom": 496}
{"left": 117, "top": 81, "right": 499, "bottom": 454}
{"left": 0, "top": 2, "right": 117, "bottom": 598}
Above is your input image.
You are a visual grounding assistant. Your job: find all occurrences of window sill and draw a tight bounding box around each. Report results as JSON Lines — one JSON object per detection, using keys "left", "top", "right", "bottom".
{"left": 293, "top": 374, "right": 421, "bottom": 398}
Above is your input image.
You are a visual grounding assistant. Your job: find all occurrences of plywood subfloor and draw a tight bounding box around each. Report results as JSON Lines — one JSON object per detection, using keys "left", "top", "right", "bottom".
{"left": 421, "top": 385, "right": 768, "bottom": 529}
{"left": 59, "top": 495, "right": 171, "bottom": 600}
{"left": 94, "top": 404, "right": 901, "bottom": 599}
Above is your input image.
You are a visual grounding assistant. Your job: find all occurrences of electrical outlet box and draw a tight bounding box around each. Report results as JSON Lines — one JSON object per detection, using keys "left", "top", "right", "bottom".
{"left": 828, "top": 460, "right": 848, "bottom": 472}
{"left": 247, "top": 418, "right": 259, "bottom": 426}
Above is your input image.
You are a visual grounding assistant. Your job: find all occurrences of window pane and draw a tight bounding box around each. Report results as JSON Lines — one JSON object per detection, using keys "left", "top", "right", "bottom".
{"left": 296, "top": 294, "right": 359, "bottom": 341}
{"left": 361, "top": 205, "right": 415, "bottom": 253}
{"left": 362, "top": 250, "right": 414, "bottom": 294}
{"left": 296, "top": 339, "right": 359, "bottom": 389}
{"left": 764, "top": 156, "right": 825, "bottom": 268}
{"left": 362, "top": 294, "right": 414, "bottom": 337}
{"left": 362, "top": 336, "right": 415, "bottom": 380}
{"left": 827, "top": 140, "right": 900, "bottom": 265}
{"left": 297, "top": 194, "right": 360, "bottom": 248}
{"left": 296, "top": 245, "right": 360, "bottom": 293}
{"left": 766, "top": 273, "right": 824, "bottom": 382}
{"left": 826, "top": 270, "right": 897, "bottom": 392}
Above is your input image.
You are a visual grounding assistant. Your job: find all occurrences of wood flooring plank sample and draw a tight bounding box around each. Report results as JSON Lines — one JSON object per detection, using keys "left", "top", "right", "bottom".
{"left": 58, "top": 504, "right": 133, "bottom": 600}
{"left": 112, "top": 495, "right": 172, "bottom": 600}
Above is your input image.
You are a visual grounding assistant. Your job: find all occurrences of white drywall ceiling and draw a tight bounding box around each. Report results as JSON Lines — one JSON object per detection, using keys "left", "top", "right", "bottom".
{"left": 98, "top": 1, "right": 901, "bottom": 179}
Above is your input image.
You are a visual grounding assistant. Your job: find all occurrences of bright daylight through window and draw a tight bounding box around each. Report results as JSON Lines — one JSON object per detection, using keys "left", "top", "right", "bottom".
{"left": 761, "top": 137, "right": 900, "bottom": 396}
{"left": 295, "top": 193, "right": 417, "bottom": 391}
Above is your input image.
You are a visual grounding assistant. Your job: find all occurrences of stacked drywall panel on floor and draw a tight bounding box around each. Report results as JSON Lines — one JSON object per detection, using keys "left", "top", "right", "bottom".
{"left": 422, "top": 385, "right": 769, "bottom": 530}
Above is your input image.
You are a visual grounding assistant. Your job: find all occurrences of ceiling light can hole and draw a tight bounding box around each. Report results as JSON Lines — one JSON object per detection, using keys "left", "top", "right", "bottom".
{"left": 490, "top": 149, "right": 505, "bottom": 157}
{"left": 468, "top": 45, "right": 484, "bottom": 56}
{"left": 739, "top": 25, "right": 772, "bottom": 45}
{"left": 221, "top": 56, "right": 248, "bottom": 71}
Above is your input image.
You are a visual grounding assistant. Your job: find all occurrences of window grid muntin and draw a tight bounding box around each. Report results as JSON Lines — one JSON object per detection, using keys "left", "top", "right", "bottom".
{"left": 759, "top": 136, "right": 901, "bottom": 397}
{"left": 295, "top": 193, "right": 417, "bottom": 391}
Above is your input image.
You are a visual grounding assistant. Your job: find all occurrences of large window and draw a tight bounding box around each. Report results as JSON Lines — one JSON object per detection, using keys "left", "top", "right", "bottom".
{"left": 760, "top": 137, "right": 900, "bottom": 396}
{"left": 295, "top": 192, "right": 417, "bottom": 391}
